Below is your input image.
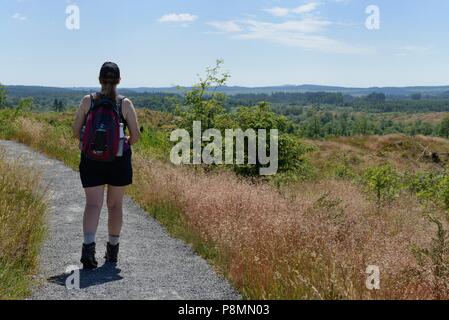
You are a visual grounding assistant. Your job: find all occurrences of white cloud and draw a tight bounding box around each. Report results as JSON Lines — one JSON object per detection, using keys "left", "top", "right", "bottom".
{"left": 237, "top": 31, "right": 367, "bottom": 54}
{"left": 264, "top": 2, "right": 319, "bottom": 17}
{"left": 12, "top": 13, "right": 27, "bottom": 21}
{"left": 234, "top": 19, "right": 370, "bottom": 54}
{"left": 251, "top": 19, "right": 331, "bottom": 33}
{"left": 263, "top": 7, "right": 290, "bottom": 17}
{"left": 207, "top": 18, "right": 372, "bottom": 55}
{"left": 206, "top": 1, "right": 372, "bottom": 55}
{"left": 207, "top": 21, "right": 242, "bottom": 33}
{"left": 158, "top": 13, "right": 198, "bottom": 23}
{"left": 292, "top": 3, "right": 319, "bottom": 14}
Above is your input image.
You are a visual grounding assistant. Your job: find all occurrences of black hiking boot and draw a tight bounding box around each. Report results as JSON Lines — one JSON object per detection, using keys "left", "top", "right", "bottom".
{"left": 81, "top": 243, "right": 98, "bottom": 270}
{"left": 104, "top": 243, "right": 119, "bottom": 263}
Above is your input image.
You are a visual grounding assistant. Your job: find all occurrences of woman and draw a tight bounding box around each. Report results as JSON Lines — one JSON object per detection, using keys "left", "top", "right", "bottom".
{"left": 72, "top": 62, "right": 140, "bottom": 269}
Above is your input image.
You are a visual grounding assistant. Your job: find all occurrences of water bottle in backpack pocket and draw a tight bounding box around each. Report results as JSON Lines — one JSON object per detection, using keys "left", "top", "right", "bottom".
{"left": 93, "top": 124, "right": 108, "bottom": 154}
{"left": 117, "top": 123, "right": 125, "bottom": 157}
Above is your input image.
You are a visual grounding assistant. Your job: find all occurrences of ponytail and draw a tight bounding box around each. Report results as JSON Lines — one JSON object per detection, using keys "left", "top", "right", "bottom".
{"left": 100, "top": 82, "right": 118, "bottom": 101}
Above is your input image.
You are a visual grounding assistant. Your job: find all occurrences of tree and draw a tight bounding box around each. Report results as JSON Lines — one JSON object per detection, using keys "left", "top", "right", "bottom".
{"left": 353, "top": 116, "right": 370, "bottom": 135}
{"left": 178, "top": 59, "right": 230, "bottom": 133}
{"left": 0, "top": 83, "right": 7, "bottom": 108}
{"left": 16, "top": 97, "right": 34, "bottom": 114}
{"left": 230, "top": 103, "right": 314, "bottom": 177}
{"left": 364, "top": 92, "right": 386, "bottom": 104}
{"left": 176, "top": 60, "right": 315, "bottom": 179}
{"left": 52, "top": 99, "right": 65, "bottom": 112}
{"left": 363, "top": 164, "right": 401, "bottom": 205}
{"left": 411, "top": 93, "right": 422, "bottom": 101}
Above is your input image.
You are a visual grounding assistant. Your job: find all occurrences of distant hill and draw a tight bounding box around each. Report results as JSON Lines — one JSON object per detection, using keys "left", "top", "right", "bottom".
{"left": 4, "top": 84, "right": 449, "bottom": 112}
{"left": 113, "top": 84, "right": 449, "bottom": 96}
{"left": 5, "top": 84, "right": 449, "bottom": 97}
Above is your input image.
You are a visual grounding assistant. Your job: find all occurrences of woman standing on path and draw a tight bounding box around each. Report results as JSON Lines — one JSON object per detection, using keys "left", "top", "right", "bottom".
{"left": 72, "top": 62, "right": 140, "bottom": 269}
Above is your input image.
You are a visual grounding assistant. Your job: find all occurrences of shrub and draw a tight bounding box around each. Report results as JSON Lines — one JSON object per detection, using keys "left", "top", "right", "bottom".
{"left": 363, "top": 164, "right": 401, "bottom": 204}
{"left": 438, "top": 116, "right": 449, "bottom": 138}
{"left": 405, "top": 171, "right": 449, "bottom": 212}
{"left": 16, "top": 98, "right": 34, "bottom": 114}
{"left": 437, "top": 176, "right": 449, "bottom": 211}
{"left": 0, "top": 83, "right": 7, "bottom": 108}
{"left": 177, "top": 61, "right": 314, "bottom": 179}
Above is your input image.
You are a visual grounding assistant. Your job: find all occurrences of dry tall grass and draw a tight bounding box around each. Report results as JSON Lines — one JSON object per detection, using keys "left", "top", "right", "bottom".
{"left": 11, "top": 116, "right": 81, "bottom": 168}
{"left": 131, "top": 153, "right": 445, "bottom": 299}
{"left": 309, "top": 134, "right": 449, "bottom": 176}
{"left": 0, "top": 151, "right": 46, "bottom": 299}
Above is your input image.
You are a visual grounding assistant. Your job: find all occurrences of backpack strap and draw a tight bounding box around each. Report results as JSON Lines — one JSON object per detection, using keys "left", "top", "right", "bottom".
{"left": 83, "top": 93, "right": 127, "bottom": 129}
{"left": 89, "top": 93, "right": 96, "bottom": 110}
{"left": 83, "top": 93, "right": 96, "bottom": 126}
{"left": 117, "top": 95, "right": 127, "bottom": 132}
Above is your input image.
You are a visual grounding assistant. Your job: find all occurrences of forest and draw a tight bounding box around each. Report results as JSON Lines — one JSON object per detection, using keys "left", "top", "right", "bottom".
{"left": 2, "top": 82, "right": 449, "bottom": 140}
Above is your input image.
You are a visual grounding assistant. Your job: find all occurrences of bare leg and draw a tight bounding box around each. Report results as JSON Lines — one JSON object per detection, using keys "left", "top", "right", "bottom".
{"left": 83, "top": 185, "right": 105, "bottom": 241}
{"left": 107, "top": 186, "right": 126, "bottom": 237}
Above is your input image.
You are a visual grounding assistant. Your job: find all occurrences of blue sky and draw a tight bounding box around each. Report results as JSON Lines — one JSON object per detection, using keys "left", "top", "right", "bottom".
{"left": 0, "top": 0, "right": 448, "bottom": 87}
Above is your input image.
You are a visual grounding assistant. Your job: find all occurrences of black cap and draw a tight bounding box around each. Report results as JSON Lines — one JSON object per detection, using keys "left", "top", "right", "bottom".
{"left": 99, "top": 62, "right": 120, "bottom": 80}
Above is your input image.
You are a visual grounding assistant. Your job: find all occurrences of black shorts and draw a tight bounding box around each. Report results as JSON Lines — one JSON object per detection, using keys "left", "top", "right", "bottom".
{"left": 79, "top": 149, "right": 133, "bottom": 188}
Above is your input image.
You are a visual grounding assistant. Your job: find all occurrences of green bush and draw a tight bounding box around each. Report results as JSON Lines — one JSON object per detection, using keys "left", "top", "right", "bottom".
{"left": 0, "top": 109, "right": 18, "bottom": 139}
{"left": 439, "top": 116, "right": 449, "bottom": 138}
{"left": 363, "top": 164, "right": 401, "bottom": 204}
{"left": 177, "top": 61, "right": 315, "bottom": 179}
{"left": 437, "top": 176, "right": 449, "bottom": 210}
{"left": 0, "top": 83, "right": 7, "bottom": 108}
{"left": 405, "top": 171, "right": 449, "bottom": 212}
{"left": 405, "top": 172, "right": 439, "bottom": 198}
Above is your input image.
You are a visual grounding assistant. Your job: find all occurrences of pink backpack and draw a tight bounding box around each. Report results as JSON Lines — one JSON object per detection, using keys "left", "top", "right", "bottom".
{"left": 81, "top": 93, "right": 125, "bottom": 162}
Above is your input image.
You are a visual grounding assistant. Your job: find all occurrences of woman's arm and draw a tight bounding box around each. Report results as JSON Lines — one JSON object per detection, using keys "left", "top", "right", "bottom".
{"left": 72, "top": 95, "right": 90, "bottom": 140}
{"left": 123, "top": 98, "right": 141, "bottom": 145}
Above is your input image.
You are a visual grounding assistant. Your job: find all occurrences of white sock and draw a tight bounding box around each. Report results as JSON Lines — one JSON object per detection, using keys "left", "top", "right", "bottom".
{"left": 84, "top": 234, "right": 96, "bottom": 245}
{"left": 109, "top": 235, "right": 120, "bottom": 246}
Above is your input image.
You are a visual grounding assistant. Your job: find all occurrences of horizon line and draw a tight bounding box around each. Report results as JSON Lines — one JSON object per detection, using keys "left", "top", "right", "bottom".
{"left": 4, "top": 83, "right": 449, "bottom": 90}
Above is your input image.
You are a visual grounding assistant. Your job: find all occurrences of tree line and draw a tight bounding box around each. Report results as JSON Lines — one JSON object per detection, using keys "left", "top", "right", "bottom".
{"left": 292, "top": 108, "right": 449, "bottom": 139}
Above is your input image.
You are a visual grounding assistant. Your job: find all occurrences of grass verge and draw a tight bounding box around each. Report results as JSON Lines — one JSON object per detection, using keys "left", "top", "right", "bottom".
{"left": 0, "top": 151, "right": 46, "bottom": 299}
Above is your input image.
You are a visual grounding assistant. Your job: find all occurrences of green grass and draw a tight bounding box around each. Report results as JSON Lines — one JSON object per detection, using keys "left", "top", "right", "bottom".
{"left": 0, "top": 154, "right": 47, "bottom": 299}
{"left": 134, "top": 126, "right": 172, "bottom": 161}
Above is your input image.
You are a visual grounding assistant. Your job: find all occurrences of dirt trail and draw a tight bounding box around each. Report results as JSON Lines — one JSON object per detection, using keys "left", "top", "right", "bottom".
{"left": 0, "top": 140, "right": 240, "bottom": 300}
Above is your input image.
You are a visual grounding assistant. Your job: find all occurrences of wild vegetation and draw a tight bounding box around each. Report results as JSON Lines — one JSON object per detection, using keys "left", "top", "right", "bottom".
{"left": 0, "top": 151, "right": 47, "bottom": 299}
{"left": 2, "top": 63, "right": 449, "bottom": 299}
{"left": 0, "top": 83, "right": 7, "bottom": 107}
{"left": 4, "top": 82, "right": 449, "bottom": 140}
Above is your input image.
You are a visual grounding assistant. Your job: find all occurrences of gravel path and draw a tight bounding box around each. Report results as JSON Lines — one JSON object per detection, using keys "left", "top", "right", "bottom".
{"left": 0, "top": 140, "right": 240, "bottom": 300}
